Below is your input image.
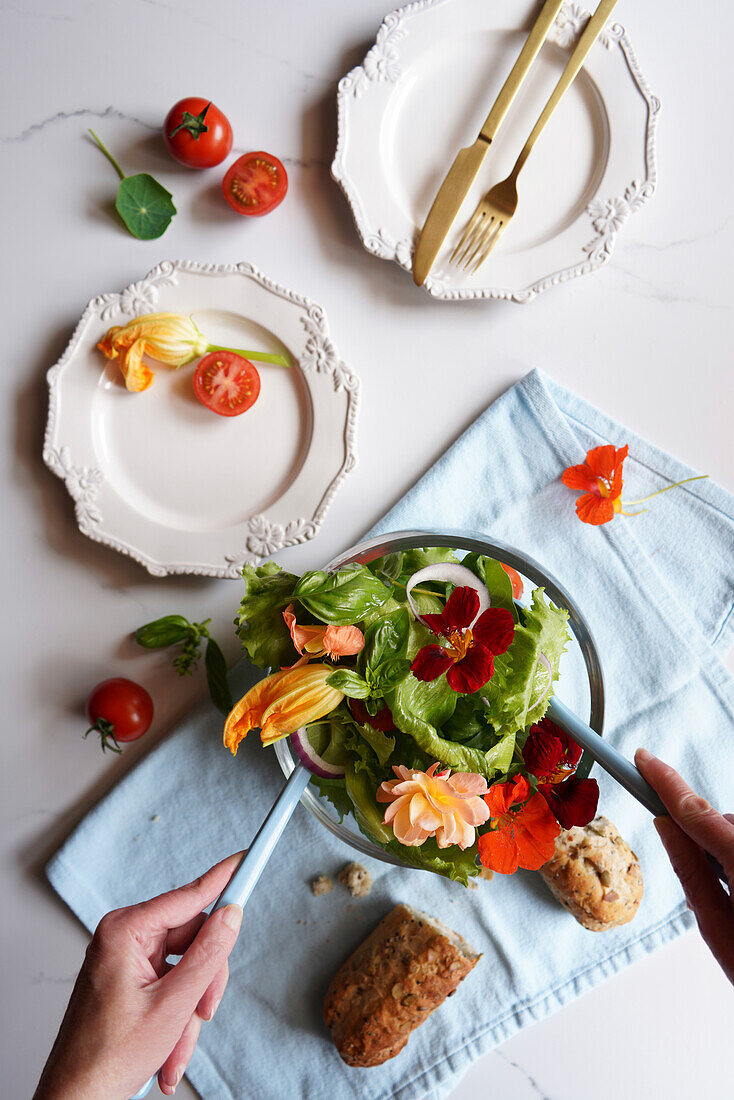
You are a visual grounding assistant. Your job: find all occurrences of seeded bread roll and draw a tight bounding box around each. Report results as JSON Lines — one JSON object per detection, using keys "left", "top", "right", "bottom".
{"left": 324, "top": 903, "right": 480, "bottom": 1067}
{"left": 539, "top": 816, "right": 643, "bottom": 931}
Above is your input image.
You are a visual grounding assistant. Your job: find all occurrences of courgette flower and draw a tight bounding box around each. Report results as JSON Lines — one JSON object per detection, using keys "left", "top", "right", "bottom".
{"left": 97, "top": 313, "right": 209, "bottom": 392}
{"left": 97, "top": 311, "right": 290, "bottom": 392}
{"left": 223, "top": 664, "right": 343, "bottom": 753}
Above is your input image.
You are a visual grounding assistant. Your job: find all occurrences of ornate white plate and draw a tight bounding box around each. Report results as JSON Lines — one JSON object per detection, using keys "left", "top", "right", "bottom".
{"left": 332, "top": 0, "right": 660, "bottom": 302}
{"left": 44, "top": 261, "right": 360, "bottom": 577}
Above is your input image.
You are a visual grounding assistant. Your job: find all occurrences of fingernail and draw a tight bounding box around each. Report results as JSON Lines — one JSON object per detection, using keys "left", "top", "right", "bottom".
{"left": 202, "top": 995, "right": 222, "bottom": 1022}
{"left": 635, "top": 747, "right": 652, "bottom": 764}
{"left": 222, "top": 903, "right": 243, "bottom": 932}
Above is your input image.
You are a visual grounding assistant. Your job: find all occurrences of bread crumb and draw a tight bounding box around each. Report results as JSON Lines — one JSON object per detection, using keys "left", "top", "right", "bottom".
{"left": 467, "top": 880, "right": 478, "bottom": 890}
{"left": 338, "top": 862, "right": 373, "bottom": 898}
{"left": 151, "top": 814, "right": 160, "bottom": 823}
{"left": 311, "top": 874, "right": 333, "bottom": 897}
{"left": 478, "top": 867, "right": 494, "bottom": 882}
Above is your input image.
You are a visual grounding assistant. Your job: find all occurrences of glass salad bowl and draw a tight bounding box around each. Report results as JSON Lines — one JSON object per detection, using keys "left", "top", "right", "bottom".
{"left": 273, "top": 529, "right": 605, "bottom": 868}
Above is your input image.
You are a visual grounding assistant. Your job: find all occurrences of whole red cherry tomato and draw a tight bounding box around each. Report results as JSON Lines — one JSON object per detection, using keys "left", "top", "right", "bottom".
{"left": 349, "top": 698, "right": 395, "bottom": 732}
{"left": 85, "top": 678, "right": 154, "bottom": 754}
{"left": 222, "top": 151, "right": 288, "bottom": 216}
{"left": 163, "top": 97, "right": 233, "bottom": 169}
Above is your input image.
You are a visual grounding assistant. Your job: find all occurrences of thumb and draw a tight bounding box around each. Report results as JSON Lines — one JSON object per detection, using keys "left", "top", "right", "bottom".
{"left": 155, "top": 904, "right": 243, "bottom": 1013}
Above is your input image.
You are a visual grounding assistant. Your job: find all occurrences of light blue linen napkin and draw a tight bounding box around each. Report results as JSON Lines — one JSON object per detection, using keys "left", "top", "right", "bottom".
{"left": 47, "top": 369, "right": 734, "bottom": 1100}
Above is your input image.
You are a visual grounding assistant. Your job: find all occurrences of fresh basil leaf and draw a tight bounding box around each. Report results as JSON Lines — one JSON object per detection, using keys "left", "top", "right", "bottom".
{"left": 363, "top": 607, "right": 410, "bottom": 671}
{"left": 462, "top": 553, "right": 518, "bottom": 620}
{"left": 204, "top": 637, "right": 233, "bottom": 716}
{"left": 236, "top": 562, "right": 298, "bottom": 669}
{"left": 326, "top": 669, "right": 371, "bottom": 699}
{"left": 367, "top": 551, "right": 404, "bottom": 585}
{"left": 365, "top": 697, "right": 378, "bottom": 716}
{"left": 116, "top": 173, "right": 176, "bottom": 240}
{"left": 372, "top": 656, "right": 411, "bottom": 693}
{"left": 135, "top": 615, "right": 192, "bottom": 649}
{"left": 294, "top": 565, "right": 391, "bottom": 625}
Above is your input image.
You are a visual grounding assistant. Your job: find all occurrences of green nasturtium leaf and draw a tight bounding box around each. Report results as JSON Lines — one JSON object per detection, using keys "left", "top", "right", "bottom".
{"left": 115, "top": 173, "right": 176, "bottom": 240}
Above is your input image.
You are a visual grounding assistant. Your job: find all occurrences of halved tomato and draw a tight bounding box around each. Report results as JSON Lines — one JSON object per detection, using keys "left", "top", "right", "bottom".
{"left": 193, "top": 352, "right": 261, "bottom": 417}
{"left": 222, "top": 151, "right": 288, "bottom": 216}
{"left": 500, "top": 563, "right": 524, "bottom": 600}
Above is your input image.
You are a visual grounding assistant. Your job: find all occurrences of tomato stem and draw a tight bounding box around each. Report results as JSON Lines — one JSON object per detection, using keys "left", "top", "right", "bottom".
{"left": 88, "top": 129, "right": 126, "bottom": 181}
{"left": 84, "top": 719, "right": 123, "bottom": 755}
{"left": 206, "top": 344, "right": 290, "bottom": 368}
{"left": 168, "top": 102, "right": 211, "bottom": 141}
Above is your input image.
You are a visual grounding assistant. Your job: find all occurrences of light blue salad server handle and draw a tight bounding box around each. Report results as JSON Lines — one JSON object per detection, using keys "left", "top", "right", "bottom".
{"left": 130, "top": 764, "right": 310, "bottom": 1099}
{"left": 547, "top": 696, "right": 728, "bottom": 887}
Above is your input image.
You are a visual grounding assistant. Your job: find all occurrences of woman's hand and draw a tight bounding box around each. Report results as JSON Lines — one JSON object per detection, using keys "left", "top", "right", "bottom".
{"left": 34, "top": 852, "right": 244, "bottom": 1099}
{"left": 636, "top": 748, "right": 733, "bottom": 984}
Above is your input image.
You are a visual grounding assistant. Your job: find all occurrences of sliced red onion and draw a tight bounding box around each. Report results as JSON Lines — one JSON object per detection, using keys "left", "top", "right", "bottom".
{"left": 290, "top": 727, "right": 346, "bottom": 779}
{"left": 538, "top": 651, "right": 553, "bottom": 682}
{"left": 406, "top": 563, "right": 490, "bottom": 627}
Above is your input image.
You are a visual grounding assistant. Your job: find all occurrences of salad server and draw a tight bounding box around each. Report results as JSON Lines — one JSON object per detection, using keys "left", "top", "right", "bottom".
{"left": 548, "top": 696, "right": 728, "bottom": 888}
{"left": 412, "top": 0, "right": 565, "bottom": 286}
{"left": 130, "top": 764, "right": 310, "bottom": 1099}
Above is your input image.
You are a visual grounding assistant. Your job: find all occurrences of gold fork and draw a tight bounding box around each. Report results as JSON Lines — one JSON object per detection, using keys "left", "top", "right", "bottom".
{"left": 451, "top": 0, "right": 618, "bottom": 274}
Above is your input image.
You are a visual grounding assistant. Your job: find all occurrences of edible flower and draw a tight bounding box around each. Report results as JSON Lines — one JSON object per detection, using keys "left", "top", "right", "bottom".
{"left": 410, "top": 586, "right": 515, "bottom": 693}
{"left": 97, "top": 311, "right": 290, "bottom": 392}
{"left": 523, "top": 717, "right": 599, "bottom": 829}
{"left": 561, "top": 444, "right": 629, "bottom": 525}
{"left": 377, "top": 763, "right": 489, "bottom": 849}
{"left": 282, "top": 605, "right": 364, "bottom": 667}
{"left": 223, "top": 664, "right": 343, "bottom": 753}
{"left": 562, "top": 444, "right": 708, "bottom": 526}
{"left": 478, "top": 774, "right": 560, "bottom": 874}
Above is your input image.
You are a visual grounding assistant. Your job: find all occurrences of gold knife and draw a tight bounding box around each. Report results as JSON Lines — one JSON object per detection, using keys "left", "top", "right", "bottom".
{"left": 412, "top": 0, "right": 566, "bottom": 286}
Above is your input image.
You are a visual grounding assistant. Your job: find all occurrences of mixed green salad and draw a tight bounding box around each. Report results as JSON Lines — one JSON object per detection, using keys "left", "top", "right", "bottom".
{"left": 227, "top": 546, "right": 582, "bottom": 884}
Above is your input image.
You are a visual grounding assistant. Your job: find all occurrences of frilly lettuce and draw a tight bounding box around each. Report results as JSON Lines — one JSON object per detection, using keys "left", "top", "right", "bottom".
{"left": 482, "top": 588, "right": 569, "bottom": 742}
{"left": 235, "top": 562, "right": 298, "bottom": 669}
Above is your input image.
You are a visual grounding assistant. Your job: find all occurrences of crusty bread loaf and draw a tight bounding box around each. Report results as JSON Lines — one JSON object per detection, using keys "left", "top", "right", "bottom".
{"left": 324, "top": 903, "right": 480, "bottom": 1067}
{"left": 539, "top": 816, "right": 643, "bottom": 931}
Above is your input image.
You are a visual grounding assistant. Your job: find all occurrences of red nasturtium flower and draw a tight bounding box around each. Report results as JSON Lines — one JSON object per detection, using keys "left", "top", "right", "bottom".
{"left": 411, "top": 586, "right": 515, "bottom": 693}
{"left": 522, "top": 718, "right": 599, "bottom": 829}
{"left": 478, "top": 775, "right": 560, "bottom": 874}
{"left": 562, "top": 444, "right": 629, "bottom": 526}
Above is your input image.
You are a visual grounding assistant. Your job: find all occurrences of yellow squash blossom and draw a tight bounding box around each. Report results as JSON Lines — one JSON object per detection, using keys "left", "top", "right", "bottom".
{"left": 97, "top": 313, "right": 209, "bottom": 392}
{"left": 223, "top": 664, "right": 343, "bottom": 754}
{"left": 97, "top": 311, "right": 290, "bottom": 393}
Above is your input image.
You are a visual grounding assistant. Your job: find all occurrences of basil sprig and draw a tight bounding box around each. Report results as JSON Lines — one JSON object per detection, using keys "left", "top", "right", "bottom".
{"left": 328, "top": 606, "right": 411, "bottom": 714}
{"left": 135, "top": 615, "right": 233, "bottom": 715}
{"left": 294, "top": 565, "right": 391, "bottom": 625}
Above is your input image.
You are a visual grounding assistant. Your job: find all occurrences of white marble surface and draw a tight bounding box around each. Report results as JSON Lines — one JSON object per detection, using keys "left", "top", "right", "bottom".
{"left": 1, "top": 1, "right": 732, "bottom": 1098}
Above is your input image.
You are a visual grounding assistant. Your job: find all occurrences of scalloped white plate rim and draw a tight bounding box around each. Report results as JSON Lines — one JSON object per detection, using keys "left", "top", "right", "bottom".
{"left": 332, "top": 0, "right": 661, "bottom": 302}
{"left": 43, "top": 260, "right": 360, "bottom": 578}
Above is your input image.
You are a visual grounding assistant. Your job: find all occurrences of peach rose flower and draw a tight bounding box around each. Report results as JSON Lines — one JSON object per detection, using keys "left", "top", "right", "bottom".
{"left": 377, "top": 763, "right": 489, "bottom": 849}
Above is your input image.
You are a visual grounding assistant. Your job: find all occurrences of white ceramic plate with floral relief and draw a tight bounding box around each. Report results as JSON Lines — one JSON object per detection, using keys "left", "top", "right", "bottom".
{"left": 43, "top": 261, "right": 360, "bottom": 577}
{"left": 332, "top": 0, "right": 659, "bottom": 302}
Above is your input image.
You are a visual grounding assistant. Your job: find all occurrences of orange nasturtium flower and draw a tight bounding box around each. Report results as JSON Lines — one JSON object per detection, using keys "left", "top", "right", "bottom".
{"left": 561, "top": 444, "right": 707, "bottom": 526}
{"left": 561, "top": 444, "right": 629, "bottom": 525}
{"left": 97, "top": 311, "right": 290, "bottom": 392}
{"left": 477, "top": 775, "right": 560, "bottom": 874}
{"left": 223, "top": 665, "right": 343, "bottom": 754}
{"left": 282, "top": 605, "right": 364, "bottom": 667}
{"left": 377, "top": 763, "right": 489, "bottom": 850}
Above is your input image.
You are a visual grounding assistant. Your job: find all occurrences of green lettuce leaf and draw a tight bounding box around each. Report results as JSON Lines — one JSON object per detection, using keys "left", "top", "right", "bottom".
{"left": 462, "top": 553, "right": 518, "bottom": 620}
{"left": 294, "top": 566, "right": 391, "bottom": 624}
{"left": 381, "top": 836, "right": 479, "bottom": 886}
{"left": 483, "top": 587, "right": 570, "bottom": 742}
{"left": 344, "top": 763, "right": 393, "bottom": 844}
{"left": 310, "top": 777, "right": 353, "bottom": 821}
{"left": 235, "top": 563, "right": 298, "bottom": 668}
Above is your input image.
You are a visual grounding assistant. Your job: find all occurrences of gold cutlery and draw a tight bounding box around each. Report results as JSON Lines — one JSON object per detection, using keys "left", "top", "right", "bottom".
{"left": 451, "top": 0, "right": 619, "bottom": 274}
{"left": 412, "top": 0, "right": 565, "bottom": 287}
